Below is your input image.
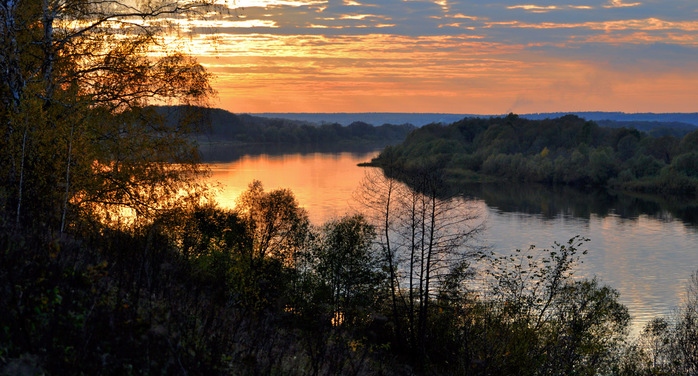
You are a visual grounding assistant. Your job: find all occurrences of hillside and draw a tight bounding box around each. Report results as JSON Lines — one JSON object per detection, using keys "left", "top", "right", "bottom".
{"left": 190, "top": 107, "right": 415, "bottom": 146}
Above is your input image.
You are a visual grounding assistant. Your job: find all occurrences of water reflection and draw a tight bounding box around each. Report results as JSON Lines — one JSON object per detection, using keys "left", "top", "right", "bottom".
{"left": 199, "top": 142, "right": 389, "bottom": 163}
{"left": 206, "top": 148, "right": 377, "bottom": 224}
{"left": 457, "top": 182, "right": 698, "bottom": 228}
{"left": 204, "top": 149, "right": 698, "bottom": 334}
{"left": 483, "top": 210, "right": 698, "bottom": 333}
{"left": 452, "top": 183, "right": 698, "bottom": 334}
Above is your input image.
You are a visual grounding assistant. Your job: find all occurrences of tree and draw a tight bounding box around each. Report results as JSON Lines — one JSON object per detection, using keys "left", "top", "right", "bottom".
{"left": 0, "top": 0, "right": 215, "bottom": 230}
{"left": 628, "top": 271, "right": 698, "bottom": 375}
{"left": 353, "top": 167, "right": 404, "bottom": 341}
{"left": 480, "top": 237, "right": 630, "bottom": 375}
{"left": 355, "top": 167, "right": 484, "bottom": 357}
{"left": 672, "top": 152, "right": 698, "bottom": 178}
{"left": 311, "top": 214, "right": 383, "bottom": 327}
{"left": 637, "top": 318, "right": 674, "bottom": 372}
{"left": 235, "top": 180, "right": 310, "bottom": 266}
{"left": 673, "top": 271, "right": 698, "bottom": 374}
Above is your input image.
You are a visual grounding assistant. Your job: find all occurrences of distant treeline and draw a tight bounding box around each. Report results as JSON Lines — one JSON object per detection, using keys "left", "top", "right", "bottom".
{"left": 596, "top": 119, "right": 696, "bottom": 138}
{"left": 180, "top": 107, "right": 416, "bottom": 145}
{"left": 251, "top": 111, "right": 698, "bottom": 127}
{"left": 370, "top": 114, "right": 698, "bottom": 194}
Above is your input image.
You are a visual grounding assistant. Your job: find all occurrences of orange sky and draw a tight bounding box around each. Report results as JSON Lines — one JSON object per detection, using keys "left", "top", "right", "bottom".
{"left": 176, "top": 0, "right": 698, "bottom": 114}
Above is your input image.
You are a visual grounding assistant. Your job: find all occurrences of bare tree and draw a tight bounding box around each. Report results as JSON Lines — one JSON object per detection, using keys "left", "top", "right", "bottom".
{"left": 354, "top": 167, "right": 484, "bottom": 355}
{"left": 353, "top": 168, "right": 404, "bottom": 337}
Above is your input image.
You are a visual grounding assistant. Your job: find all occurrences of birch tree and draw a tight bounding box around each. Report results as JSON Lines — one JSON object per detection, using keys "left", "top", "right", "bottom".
{"left": 0, "top": 0, "right": 217, "bottom": 229}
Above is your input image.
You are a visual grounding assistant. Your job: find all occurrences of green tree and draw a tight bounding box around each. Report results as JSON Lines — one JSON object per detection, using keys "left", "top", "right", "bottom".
{"left": 679, "top": 129, "right": 698, "bottom": 155}
{"left": 672, "top": 152, "right": 698, "bottom": 178}
{"left": 617, "top": 134, "right": 640, "bottom": 161}
{"left": 588, "top": 146, "right": 618, "bottom": 185}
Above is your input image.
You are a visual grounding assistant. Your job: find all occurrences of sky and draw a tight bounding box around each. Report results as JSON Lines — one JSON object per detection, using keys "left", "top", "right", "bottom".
{"left": 177, "top": 0, "right": 698, "bottom": 114}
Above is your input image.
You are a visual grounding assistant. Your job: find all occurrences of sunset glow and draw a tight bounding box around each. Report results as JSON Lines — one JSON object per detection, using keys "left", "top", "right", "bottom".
{"left": 180, "top": 0, "right": 698, "bottom": 114}
{"left": 207, "top": 152, "right": 379, "bottom": 223}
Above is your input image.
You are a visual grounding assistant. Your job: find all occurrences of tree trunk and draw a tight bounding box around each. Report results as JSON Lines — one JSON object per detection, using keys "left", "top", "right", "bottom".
{"left": 61, "top": 121, "right": 74, "bottom": 233}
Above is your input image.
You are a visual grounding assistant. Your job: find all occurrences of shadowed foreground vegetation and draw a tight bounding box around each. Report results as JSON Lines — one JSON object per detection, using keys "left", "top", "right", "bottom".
{"left": 369, "top": 114, "right": 698, "bottom": 195}
{"left": 3, "top": 178, "right": 698, "bottom": 375}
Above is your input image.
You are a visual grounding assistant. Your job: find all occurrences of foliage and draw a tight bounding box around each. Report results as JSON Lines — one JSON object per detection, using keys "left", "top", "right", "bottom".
{"left": 0, "top": 197, "right": 389, "bottom": 374}
{"left": 462, "top": 237, "right": 630, "bottom": 375}
{"left": 235, "top": 180, "right": 310, "bottom": 266}
{"left": 0, "top": 179, "right": 655, "bottom": 375}
{"left": 307, "top": 214, "right": 384, "bottom": 328}
{"left": 370, "top": 114, "right": 698, "bottom": 195}
{"left": 0, "top": 0, "right": 215, "bottom": 231}
{"left": 617, "top": 271, "right": 698, "bottom": 376}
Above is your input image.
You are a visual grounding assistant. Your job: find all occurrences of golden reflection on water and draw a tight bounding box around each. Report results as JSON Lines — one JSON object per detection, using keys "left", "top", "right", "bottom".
{"left": 206, "top": 151, "right": 698, "bottom": 336}
{"left": 206, "top": 151, "right": 379, "bottom": 224}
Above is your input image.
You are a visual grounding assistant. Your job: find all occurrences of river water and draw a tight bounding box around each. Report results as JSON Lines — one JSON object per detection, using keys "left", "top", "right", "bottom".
{"left": 203, "top": 145, "right": 698, "bottom": 333}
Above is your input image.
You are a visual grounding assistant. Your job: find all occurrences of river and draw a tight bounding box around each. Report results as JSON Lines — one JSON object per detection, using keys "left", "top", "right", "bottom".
{"left": 203, "top": 145, "right": 698, "bottom": 334}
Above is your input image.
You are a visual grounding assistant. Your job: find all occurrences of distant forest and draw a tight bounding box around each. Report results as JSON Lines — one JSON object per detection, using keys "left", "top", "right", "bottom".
{"left": 252, "top": 111, "right": 698, "bottom": 128}
{"left": 164, "top": 107, "right": 697, "bottom": 148}
{"left": 176, "top": 107, "right": 416, "bottom": 146}
{"left": 369, "top": 113, "right": 698, "bottom": 195}
{"left": 595, "top": 120, "right": 696, "bottom": 138}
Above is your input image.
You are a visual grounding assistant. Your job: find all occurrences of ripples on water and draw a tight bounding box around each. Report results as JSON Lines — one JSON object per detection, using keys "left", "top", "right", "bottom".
{"left": 204, "top": 147, "right": 698, "bottom": 335}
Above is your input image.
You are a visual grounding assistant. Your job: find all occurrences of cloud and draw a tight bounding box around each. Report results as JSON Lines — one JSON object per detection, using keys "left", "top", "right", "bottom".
{"left": 483, "top": 18, "right": 698, "bottom": 32}
{"left": 447, "top": 13, "right": 482, "bottom": 20}
{"left": 438, "top": 23, "right": 476, "bottom": 29}
{"left": 505, "top": 4, "right": 598, "bottom": 13}
{"left": 177, "top": 0, "right": 698, "bottom": 113}
{"left": 604, "top": 0, "right": 642, "bottom": 8}
{"left": 339, "top": 14, "right": 391, "bottom": 20}
{"left": 577, "top": 31, "right": 698, "bottom": 45}
{"left": 434, "top": 0, "right": 449, "bottom": 11}
{"left": 507, "top": 5, "right": 560, "bottom": 13}
{"left": 229, "top": 0, "right": 327, "bottom": 8}
{"left": 343, "top": 0, "right": 369, "bottom": 6}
